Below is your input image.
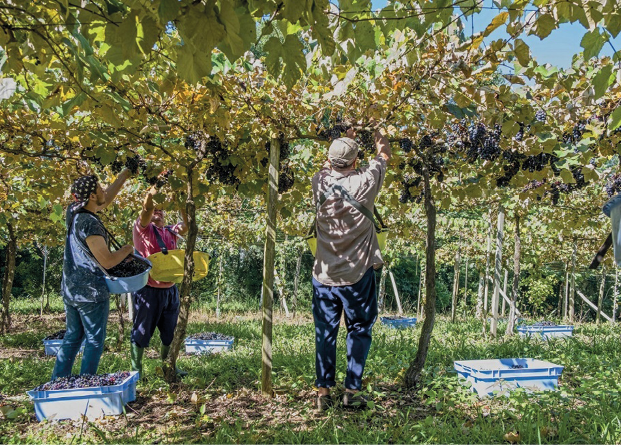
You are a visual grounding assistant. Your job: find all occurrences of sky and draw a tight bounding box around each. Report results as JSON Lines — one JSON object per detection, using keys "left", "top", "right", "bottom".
{"left": 370, "top": 0, "right": 620, "bottom": 68}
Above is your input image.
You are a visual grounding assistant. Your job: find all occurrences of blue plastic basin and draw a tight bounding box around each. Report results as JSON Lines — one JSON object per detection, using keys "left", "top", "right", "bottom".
{"left": 105, "top": 255, "right": 151, "bottom": 294}
{"left": 381, "top": 317, "right": 417, "bottom": 329}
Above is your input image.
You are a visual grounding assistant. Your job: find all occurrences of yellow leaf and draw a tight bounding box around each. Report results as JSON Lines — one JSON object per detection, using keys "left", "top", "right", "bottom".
{"left": 504, "top": 431, "right": 520, "bottom": 443}
{"left": 483, "top": 12, "right": 509, "bottom": 37}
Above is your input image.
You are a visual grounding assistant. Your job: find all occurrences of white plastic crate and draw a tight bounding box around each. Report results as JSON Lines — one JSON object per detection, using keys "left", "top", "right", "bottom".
{"left": 27, "top": 371, "right": 139, "bottom": 421}
{"left": 454, "top": 358, "right": 564, "bottom": 397}
{"left": 43, "top": 339, "right": 85, "bottom": 356}
{"left": 185, "top": 337, "right": 234, "bottom": 354}
{"left": 517, "top": 325, "right": 574, "bottom": 340}
{"left": 380, "top": 317, "right": 417, "bottom": 329}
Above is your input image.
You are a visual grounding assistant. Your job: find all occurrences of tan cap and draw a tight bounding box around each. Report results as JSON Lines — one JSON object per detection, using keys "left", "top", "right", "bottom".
{"left": 328, "top": 137, "right": 359, "bottom": 168}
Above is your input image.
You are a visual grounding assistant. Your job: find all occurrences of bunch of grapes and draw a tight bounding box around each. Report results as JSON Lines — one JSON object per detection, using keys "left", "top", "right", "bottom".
{"left": 399, "top": 138, "right": 413, "bottom": 153}
{"left": 317, "top": 122, "right": 351, "bottom": 141}
{"left": 562, "top": 121, "right": 586, "bottom": 145}
{"left": 522, "top": 180, "right": 545, "bottom": 192}
{"left": 106, "top": 257, "right": 149, "bottom": 278}
{"left": 187, "top": 332, "right": 234, "bottom": 341}
{"left": 534, "top": 110, "right": 547, "bottom": 123}
{"left": 355, "top": 130, "right": 375, "bottom": 153}
{"left": 43, "top": 330, "right": 67, "bottom": 341}
{"left": 110, "top": 158, "right": 124, "bottom": 174}
{"left": 399, "top": 174, "right": 423, "bottom": 204}
{"left": 278, "top": 164, "right": 295, "bottom": 194}
{"left": 533, "top": 321, "right": 557, "bottom": 327}
{"left": 605, "top": 174, "right": 621, "bottom": 197}
{"left": 34, "top": 372, "right": 131, "bottom": 391}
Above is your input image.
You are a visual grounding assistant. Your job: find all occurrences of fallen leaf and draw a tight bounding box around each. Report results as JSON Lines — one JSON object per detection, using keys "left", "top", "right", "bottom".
{"left": 504, "top": 431, "right": 520, "bottom": 443}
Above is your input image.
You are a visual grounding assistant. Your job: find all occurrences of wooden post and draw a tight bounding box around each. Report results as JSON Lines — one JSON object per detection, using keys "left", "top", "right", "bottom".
{"left": 292, "top": 249, "right": 302, "bottom": 314}
{"left": 483, "top": 208, "right": 493, "bottom": 316}
{"left": 127, "top": 293, "right": 134, "bottom": 322}
{"left": 451, "top": 248, "right": 461, "bottom": 323}
{"left": 378, "top": 265, "right": 388, "bottom": 312}
{"left": 1, "top": 223, "right": 17, "bottom": 334}
{"left": 613, "top": 268, "right": 619, "bottom": 324}
{"left": 597, "top": 265, "right": 606, "bottom": 325}
{"left": 501, "top": 269, "right": 508, "bottom": 317}
{"left": 261, "top": 136, "right": 279, "bottom": 397}
{"left": 491, "top": 204, "right": 505, "bottom": 337}
{"left": 388, "top": 269, "right": 403, "bottom": 315}
{"left": 39, "top": 244, "right": 48, "bottom": 316}
{"left": 463, "top": 256, "right": 469, "bottom": 306}
{"left": 563, "top": 268, "right": 569, "bottom": 319}
{"left": 216, "top": 255, "right": 222, "bottom": 318}
{"left": 476, "top": 270, "right": 484, "bottom": 319}
{"left": 569, "top": 240, "right": 577, "bottom": 322}
{"left": 417, "top": 256, "right": 426, "bottom": 318}
{"left": 506, "top": 214, "right": 521, "bottom": 336}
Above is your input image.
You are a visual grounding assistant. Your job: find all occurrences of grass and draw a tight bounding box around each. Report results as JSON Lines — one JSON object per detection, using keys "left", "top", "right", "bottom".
{"left": 1, "top": 296, "right": 620, "bottom": 443}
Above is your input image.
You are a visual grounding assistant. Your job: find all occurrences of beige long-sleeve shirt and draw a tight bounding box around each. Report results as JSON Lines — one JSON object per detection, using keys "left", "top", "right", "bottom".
{"left": 311, "top": 156, "right": 387, "bottom": 286}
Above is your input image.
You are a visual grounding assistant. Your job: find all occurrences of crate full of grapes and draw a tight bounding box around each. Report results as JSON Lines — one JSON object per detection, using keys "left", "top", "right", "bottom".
{"left": 185, "top": 333, "right": 234, "bottom": 354}
{"left": 453, "top": 358, "right": 564, "bottom": 397}
{"left": 27, "top": 371, "right": 139, "bottom": 421}
{"left": 42, "top": 330, "right": 85, "bottom": 356}
{"left": 381, "top": 316, "right": 417, "bottom": 329}
{"left": 517, "top": 321, "right": 574, "bottom": 339}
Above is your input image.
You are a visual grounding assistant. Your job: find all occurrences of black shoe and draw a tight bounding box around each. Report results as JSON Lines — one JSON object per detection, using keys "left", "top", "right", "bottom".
{"left": 342, "top": 391, "right": 367, "bottom": 409}
{"left": 315, "top": 394, "right": 333, "bottom": 412}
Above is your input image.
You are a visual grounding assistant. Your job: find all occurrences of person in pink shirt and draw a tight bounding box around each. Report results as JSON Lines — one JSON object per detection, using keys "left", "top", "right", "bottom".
{"left": 130, "top": 185, "right": 188, "bottom": 378}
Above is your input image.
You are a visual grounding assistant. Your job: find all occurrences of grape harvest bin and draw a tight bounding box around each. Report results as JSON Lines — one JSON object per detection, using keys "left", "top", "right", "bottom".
{"left": 185, "top": 337, "right": 234, "bottom": 354}
{"left": 453, "top": 358, "right": 564, "bottom": 397}
{"left": 380, "top": 317, "right": 417, "bottom": 329}
{"left": 27, "top": 371, "right": 139, "bottom": 421}
{"left": 517, "top": 325, "right": 574, "bottom": 340}
{"left": 43, "top": 339, "right": 85, "bottom": 356}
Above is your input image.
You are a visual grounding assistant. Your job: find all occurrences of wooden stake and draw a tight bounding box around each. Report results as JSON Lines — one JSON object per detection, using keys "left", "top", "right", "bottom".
{"left": 491, "top": 205, "right": 505, "bottom": 337}
{"left": 569, "top": 240, "right": 577, "bottom": 322}
{"left": 388, "top": 269, "right": 403, "bottom": 315}
{"left": 597, "top": 265, "right": 606, "bottom": 325}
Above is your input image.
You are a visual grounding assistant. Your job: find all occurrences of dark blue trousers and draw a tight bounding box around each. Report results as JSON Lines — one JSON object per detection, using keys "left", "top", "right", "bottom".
{"left": 131, "top": 285, "right": 180, "bottom": 348}
{"left": 312, "top": 267, "right": 378, "bottom": 390}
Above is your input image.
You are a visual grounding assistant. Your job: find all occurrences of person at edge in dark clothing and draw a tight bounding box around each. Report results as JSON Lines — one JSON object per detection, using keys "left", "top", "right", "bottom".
{"left": 311, "top": 125, "right": 391, "bottom": 412}
{"left": 130, "top": 185, "right": 188, "bottom": 379}
{"left": 52, "top": 169, "right": 134, "bottom": 379}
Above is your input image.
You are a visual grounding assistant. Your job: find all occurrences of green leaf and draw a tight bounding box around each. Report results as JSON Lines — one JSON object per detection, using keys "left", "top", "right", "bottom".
{"left": 264, "top": 35, "right": 306, "bottom": 90}
{"left": 158, "top": 0, "right": 180, "bottom": 23}
{"left": 311, "top": 1, "right": 335, "bottom": 56}
{"left": 513, "top": 39, "right": 531, "bottom": 67}
{"left": 177, "top": 3, "right": 225, "bottom": 55}
{"left": 50, "top": 204, "right": 64, "bottom": 223}
{"left": 61, "top": 92, "right": 86, "bottom": 116}
{"left": 593, "top": 64, "right": 613, "bottom": 100}
{"left": 282, "top": 0, "right": 308, "bottom": 23}
{"left": 607, "top": 106, "right": 621, "bottom": 133}
{"left": 354, "top": 21, "right": 376, "bottom": 56}
{"left": 533, "top": 14, "right": 556, "bottom": 39}
{"left": 483, "top": 12, "right": 508, "bottom": 37}
{"left": 177, "top": 45, "right": 212, "bottom": 84}
{"left": 581, "top": 29, "right": 607, "bottom": 60}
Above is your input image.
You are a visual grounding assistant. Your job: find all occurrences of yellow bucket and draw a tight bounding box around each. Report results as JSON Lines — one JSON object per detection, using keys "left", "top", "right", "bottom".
{"left": 147, "top": 250, "right": 210, "bottom": 284}
{"left": 305, "top": 229, "right": 389, "bottom": 257}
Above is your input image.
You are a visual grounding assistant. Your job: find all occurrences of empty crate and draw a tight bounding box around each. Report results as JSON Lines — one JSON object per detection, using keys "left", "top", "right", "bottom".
{"left": 185, "top": 337, "right": 234, "bottom": 354}
{"left": 517, "top": 325, "right": 574, "bottom": 339}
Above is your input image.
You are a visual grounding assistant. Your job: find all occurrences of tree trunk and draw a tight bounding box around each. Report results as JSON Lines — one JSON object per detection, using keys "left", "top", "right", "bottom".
{"left": 597, "top": 265, "right": 606, "bottom": 325}
{"left": 506, "top": 214, "right": 521, "bottom": 335}
{"left": 417, "top": 257, "right": 426, "bottom": 318}
{"left": 292, "top": 249, "right": 302, "bottom": 314}
{"left": 557, "top": 265, "right": 565, "bottom": 317}
{"left": 405, "top": 163, "right": 436, "bottom": 388}
{"left": 613, "top": 268, "right": 619, "bottom": 323}
{"left": 1, "top": 223, "right": 17, "bottom": 334}
{"left": 483, "top": 208, "right": 493, "bottom": 317}
{"left": 476, "top": 270, "right": 484, "bottom": 319}
{"left": 491, "top": 204, "right": 505, "bottom": 337}
{"left": 563, "top": 268, "right": 569, "bottom": 319}
{"left": 164, "top": 166, "right": 198, "bottom": 383}
{"left": 501, "top": 269, "right": 508, "bottom": 316}
{"left": 261, "top": 136, "right": 280, "bottom": 397}
{"left": 569, "top": 240, "right": 577, "bottom": 322}
{"left": 451, "top": 248, "right": 461, "bottom": 323}
{"left": 378, "top": 265, "right": 388, "bottom": 312}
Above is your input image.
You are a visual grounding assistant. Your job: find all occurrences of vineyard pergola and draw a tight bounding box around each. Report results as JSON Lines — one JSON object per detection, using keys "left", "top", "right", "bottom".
{"left": 1, "top": 0, "right": 620, "bottom": 396}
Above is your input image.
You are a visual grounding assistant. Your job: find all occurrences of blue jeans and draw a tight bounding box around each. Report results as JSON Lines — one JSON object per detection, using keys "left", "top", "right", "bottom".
{"left": 131, "top": 285, "right": 180, "bottom": 348}
{"left": 52, "top": 299, "right": 110, "bottom": 379}
{"left": 312, "top": 267, "right": 378, "bottom": 390}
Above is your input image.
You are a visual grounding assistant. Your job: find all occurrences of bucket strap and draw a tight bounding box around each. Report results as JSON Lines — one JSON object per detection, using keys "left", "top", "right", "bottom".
{"left": 318, "top": 182, "right": 384, "bottom": 230}
{"left": 152, "top": 225, "right": 179, "bottom": 255}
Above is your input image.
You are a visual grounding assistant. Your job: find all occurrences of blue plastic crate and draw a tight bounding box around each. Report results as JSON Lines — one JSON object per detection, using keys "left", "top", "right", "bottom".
{"left": 27, "top": 371, "right": 139, "bottom": 421}
{"left": 380, "top": 317, "right": 417, "bottom": 329}
{"left": 517, "top": 325, "right": 574, "bottom": 340}
{"left": 43, "top": 339, "right": 85, "bottom": 356}
{"left": 185, "top": 337, "right": 234, "bottom": 354}
{"left": 454, "top": 358, "right": 564, "bottom": 397}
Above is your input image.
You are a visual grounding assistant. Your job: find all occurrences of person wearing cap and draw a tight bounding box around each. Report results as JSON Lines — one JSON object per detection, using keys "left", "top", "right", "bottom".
{"left": 51, "top": 169, "right": 134, "bottom": 379}
{"left": 130, "top": 185, "right": 188, "bottom": 379}
{"left": 311, "top": 128, "right": 391, "bottom": 411}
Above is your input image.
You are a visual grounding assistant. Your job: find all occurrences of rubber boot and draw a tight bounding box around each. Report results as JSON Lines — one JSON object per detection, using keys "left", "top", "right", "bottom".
{"left": 160, "top": 344, "right": 188, "bottom": 377}
{"left": 130, "top": 343, "right": 145, "bottom": 379}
